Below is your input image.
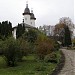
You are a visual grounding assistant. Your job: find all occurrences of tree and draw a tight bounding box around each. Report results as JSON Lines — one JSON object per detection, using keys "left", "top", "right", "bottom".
{"left": 64, "top": 26, "right": 72, "bottom": 46}
{"left": 35, "top": 33, "right": 54, "bottom": 60}
{"left": 0, "top": 22, "right": 1, "bottom": 34}
{"left": 0, "top": 40, "right": 4, "bottom": 55}
{"left": 8, "top": 21, "right": 12, "bottom": 36}
{"left": 22, "top": 29, "right": 38, "bottom": 43}
{"left": 17, "top": 38, "right": 30, "bottom": 56}
{"left": 59, "top": 17, "right": 74, "bottom": 37}
{"left": 54, "top": 17, "right": 74, "bottom": 45}
{"left": 3, "top": 37, "right": 22, "bottom": 67}
{"left": 0, "top": 21, "right": 12, "bottom": 39}
{"left": 16, "top": 24, "right": 25, "bottom": 38}
{"left": 59, "top": 17, "right": 74, "bottom": 27}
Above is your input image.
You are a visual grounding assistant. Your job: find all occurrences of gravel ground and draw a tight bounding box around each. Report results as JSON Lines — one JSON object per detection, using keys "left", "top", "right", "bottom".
{"left": 58, "top": 49, "right": 75, "bottom": 75}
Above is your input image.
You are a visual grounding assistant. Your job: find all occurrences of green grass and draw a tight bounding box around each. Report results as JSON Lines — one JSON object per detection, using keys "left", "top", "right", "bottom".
{"left": 0, "top": 51, "right": 61, "bottom": 75}
{"left": 55, "top": 51, "right": 61, "bottom": 63}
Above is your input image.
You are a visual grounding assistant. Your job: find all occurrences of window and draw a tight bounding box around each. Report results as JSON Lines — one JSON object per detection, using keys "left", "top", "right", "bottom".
{"left": 25, "top": 18, "right": 27, "bottom": 20}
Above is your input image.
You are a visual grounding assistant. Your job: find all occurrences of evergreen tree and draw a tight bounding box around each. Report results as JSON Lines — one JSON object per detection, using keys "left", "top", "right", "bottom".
{"left": 1, "top": 21, "right": 5, "bottom": 36}
{"left": 8, "top": 21, "right": 12, "bottom": 36}
{"left": 0, "top": 21, "right": 12, "bottom": 39}
{"left": 22, "top": 24, "right": 25, "bottom": 34}
{"left": 64, "top": 26, "right": 72, "bottom": 46}
{"left": 0, "top": 22, "right": 1, "bottom": 34}
{"left": 16, "top": 24, "right": 25, "bottom": 38}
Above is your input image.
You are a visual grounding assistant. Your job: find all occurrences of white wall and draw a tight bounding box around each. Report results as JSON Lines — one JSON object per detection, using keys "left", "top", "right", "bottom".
{"left": 30, "top": 19, "right": 35, "bottom": 27}
{"left": 24, "top": 15, "right": 30, "bottom": 25}
{"left": 12, "top": 28, "right": 16, "bottom": 39}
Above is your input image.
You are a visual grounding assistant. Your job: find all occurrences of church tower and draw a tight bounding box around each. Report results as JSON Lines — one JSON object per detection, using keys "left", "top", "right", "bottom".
{"left": 22, "top": 2, "right": 36, "bottom": 27}
{"left": 23, "top": 2, "right": 31, "bottom": 25}
{"left": 30, "top": 9, "right": 36, "bottom": 27}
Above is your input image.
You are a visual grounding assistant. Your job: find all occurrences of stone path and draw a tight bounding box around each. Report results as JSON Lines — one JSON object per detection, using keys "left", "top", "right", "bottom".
{"left": 58, "top": 49, "right": 75, "bottom": 75}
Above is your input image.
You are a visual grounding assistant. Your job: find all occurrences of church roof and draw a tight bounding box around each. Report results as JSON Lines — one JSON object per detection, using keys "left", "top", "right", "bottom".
{"left": 30, "top": 13, "right": 36, "bottom": 20}
{"left": 23, "top": 2, "right": 36, "bottom": 20}
{"left": 24, "top": 8, "right": 30, "bottom": 14}
{"left": 12, "top": 23, "right": 35, "bottom": 30}
{"left": 30, "top": 9, "right": 36, "bottom": 20}
{"left": 23, "top": 3, "right": 31, "bottom": 15}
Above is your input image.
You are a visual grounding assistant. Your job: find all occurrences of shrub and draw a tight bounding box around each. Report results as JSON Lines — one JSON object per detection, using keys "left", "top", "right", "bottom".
{"left": 3, "top": 37, "right": 22, "bottom": 67}
{"left": 35, "top": 33, "right": 54, "bottom": 60}
{"left": 18, "top": 38, "right": 30, "bottom": 56}
{"left": 44, "top": 52, "right": 57, "bottom": 63}
{"left": 72, "top": 39, "right": 75, "bottom": 47}
{"left": 22, "top": 29, "right": 38, "bottom": 43}
{"left": 54, "top": 41, "right": 60, "bottom": 51}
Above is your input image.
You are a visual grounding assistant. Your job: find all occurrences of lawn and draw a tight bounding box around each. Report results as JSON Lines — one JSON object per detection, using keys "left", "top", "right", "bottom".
{"left": 0, "top": 51, "right": 61, "bottom": 75}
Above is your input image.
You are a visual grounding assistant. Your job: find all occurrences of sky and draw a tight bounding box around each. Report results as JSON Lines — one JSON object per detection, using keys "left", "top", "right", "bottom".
{"left": 0, "top": 0, "right": 74, "bottom": 27}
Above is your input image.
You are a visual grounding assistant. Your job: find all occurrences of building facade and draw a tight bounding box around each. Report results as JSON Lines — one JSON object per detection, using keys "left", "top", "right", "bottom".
{"left": 22, "top": 2, "right": 36, "bottom": 27}
{"left": 39, "top": 25, "right": 55, "bottom": 36}
{"left": 12, "top": 2, "right": 36, "bottom": 39}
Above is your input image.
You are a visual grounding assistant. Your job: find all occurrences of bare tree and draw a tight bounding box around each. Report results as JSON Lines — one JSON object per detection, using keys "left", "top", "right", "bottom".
{"left": 59, "top": 17, "right": 74, "bottom": 38}
{"left": 59, "top": 17, "right": 74, "bottom": 31}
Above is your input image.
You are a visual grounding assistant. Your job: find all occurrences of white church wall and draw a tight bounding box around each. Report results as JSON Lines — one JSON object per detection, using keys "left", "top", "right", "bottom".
{"left": 30, "top": 19, "right": 35, "bottom": 27}
{"left": 24, "top": 15, "right": 30, "bottom": 25}
{"left": 12, "top": 28, "right": 16, "bottom": 39}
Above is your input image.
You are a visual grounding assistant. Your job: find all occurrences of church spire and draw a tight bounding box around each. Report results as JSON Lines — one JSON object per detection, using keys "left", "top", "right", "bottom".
{"left": 30, "top": 8, "right": 36, "bottom": 20}
{"left": 31, "top": 8, "right": 33, "bottom": 13}
{"left": 26, "top": 1, "right": 28, "bottom": 8}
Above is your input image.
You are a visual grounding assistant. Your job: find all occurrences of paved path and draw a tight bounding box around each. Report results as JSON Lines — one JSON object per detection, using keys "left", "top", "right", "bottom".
{"left": 58, "top": 49, "right": 75, "bottom": 75}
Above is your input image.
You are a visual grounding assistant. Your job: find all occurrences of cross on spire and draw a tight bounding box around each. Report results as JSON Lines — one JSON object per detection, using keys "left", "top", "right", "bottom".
{"left": 31, "top": 8, "right": 33, "bottom": 13}
{"left": 26, "top": 0, "right": 28, "bottom": 8}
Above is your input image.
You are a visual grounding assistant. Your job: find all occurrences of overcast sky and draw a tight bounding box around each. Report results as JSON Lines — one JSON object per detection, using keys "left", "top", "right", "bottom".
{"left": 0, "top": 0, "right": 74, "bottom": 27}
